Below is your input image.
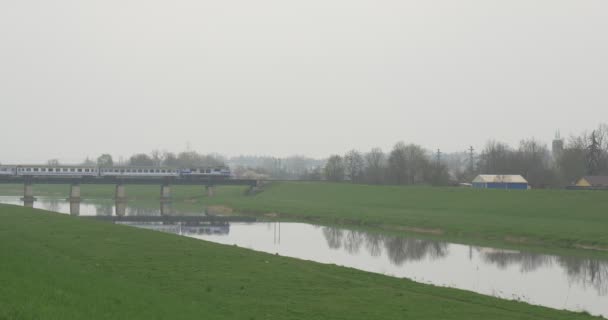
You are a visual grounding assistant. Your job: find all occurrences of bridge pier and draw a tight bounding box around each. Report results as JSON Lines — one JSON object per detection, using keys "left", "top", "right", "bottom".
{"left": 115, "top": 201, "right": 126, "bottom": 217}
{"left": 246, "top": 180, "right": 263, "bottom": 195}
{"left": 206, "top": 185, "right": 214, "bottom": 197}
{"left": 22, "top": 182, "right": 35, "bottom": 206}
{"left": 160, "top": 184, "right": 171, "bottom": 201}
{"left": 115, "top": 184, "right": 126, "bottom": 201}
{"left": 160, "top": 201, "right": 172, "bottom": 216}
{"left": 23, "top": 198, "right": 35, "bottom": 208}
{"left": 69, "top": 183, "right": 81, "bottom": 202}
{"left": 69, "top": 200, "right": 80, "bottom": 216}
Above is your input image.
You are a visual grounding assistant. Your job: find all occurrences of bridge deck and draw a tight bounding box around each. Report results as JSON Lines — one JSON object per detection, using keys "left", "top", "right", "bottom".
{"left": 0, "top": 176, "right": 257, "bottom": 186}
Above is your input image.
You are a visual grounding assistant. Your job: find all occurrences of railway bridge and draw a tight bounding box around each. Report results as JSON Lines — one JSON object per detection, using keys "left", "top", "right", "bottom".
{"left": 0, "top": 176, "right": 260, "bottom": 207}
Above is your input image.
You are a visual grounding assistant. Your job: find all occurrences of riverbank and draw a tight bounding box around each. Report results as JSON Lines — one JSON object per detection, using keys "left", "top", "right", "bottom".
{"left": 0, "top": 203, "right": 601, "bottom": 319}
{"left": 1, "top": 182, "right": 607, "bottom": 254}
{"left": 215, "top": 182, "right": 608, "bottom": 254}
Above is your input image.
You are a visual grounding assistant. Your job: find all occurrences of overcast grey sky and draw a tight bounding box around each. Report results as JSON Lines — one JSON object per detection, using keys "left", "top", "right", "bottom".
{"left": 1, "top": 0, "right": 607, "bottom": 163}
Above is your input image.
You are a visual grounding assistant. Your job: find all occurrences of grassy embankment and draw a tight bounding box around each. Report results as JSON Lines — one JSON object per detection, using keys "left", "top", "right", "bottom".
{"left": 1, "top": 182, "right": 608, "bottom": 253}
{"left": 0, "top": 204, "right": 601, "bottom": 320}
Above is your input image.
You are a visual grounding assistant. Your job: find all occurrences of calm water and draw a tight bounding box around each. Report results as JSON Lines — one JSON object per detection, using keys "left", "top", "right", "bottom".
{"left": 1, "top": 196, "right": 607, "bottom": 317}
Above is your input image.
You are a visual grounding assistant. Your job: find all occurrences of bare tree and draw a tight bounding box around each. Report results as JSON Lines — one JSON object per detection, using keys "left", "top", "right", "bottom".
{"left": 344, "top": 150, "right": 365, "bottom": 182}
{"left": 129, "top": 153, "right": 155, "bottom": 166}
{"left": 97, "top": 154, "right": 113, "bottom": 167}
{"left": 478, "top": 141, "right": 514, "bottom": 174}
{"left": 388, "top": 142, "right": 430, "bottom": 185}
{"left": 364, "top": 148, "right": 386, "bottom": 184}
{"left": 324, "top": 155, "right": 345, "bottom": 182}
{"left": 586, "top": 131, "right": 604, "bottom": 175}
{"left": 556, "top": 136, "right": 587, "bottom": 185}
{"left": 162, "top": 152, "right": 179, "bottom": 166}
{"left": 516, "top": 139, "right": 554, "bottom": 187}
{"left": 150, "top": 150, "right": 165, "bottom": 167}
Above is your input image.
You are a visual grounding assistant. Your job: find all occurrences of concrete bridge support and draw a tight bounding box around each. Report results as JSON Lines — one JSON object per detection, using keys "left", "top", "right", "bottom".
{"left": 69, "top": 201, "right": 80, "bottom": 216}
{"left": 23, "top": 199, "right": 35, "bottom": 208}
{"left": 246, "top": 180, "right": 263, "bottom": 195}
{"left": 160, "top": 201, "right": 172, "bottom": 216}
{"left": 160, "top": 184, "right": 171, "bottom": 201}
{"left": 206, "top": 186, "right": 215, "bottom": 197}
{"left": 115, "top": 184, "right": 126, "bottom": 201}
{"left": 22, "top": 182, "right": 35, "bottom": 207}
{"left": 115, "top": 201, "right": 126, "bottom": 217}
{"left": 69, "top": 184, "right": 81, "bottom": 202}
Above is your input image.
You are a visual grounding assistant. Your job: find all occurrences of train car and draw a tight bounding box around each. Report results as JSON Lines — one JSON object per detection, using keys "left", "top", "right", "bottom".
{"left": 100, "top": 166, "right": 180, "bottom": 177}
{"left": 3, "top": 164, "right": 232, "bottom": 179}
{"left": 0, "top": 165, "right": 17, "bottom": 176}
{"left": 181, "top": 167, "right": 231, "bottom": 177}
{"left": 15, "top": 165, "right": 98, "bottom": 177}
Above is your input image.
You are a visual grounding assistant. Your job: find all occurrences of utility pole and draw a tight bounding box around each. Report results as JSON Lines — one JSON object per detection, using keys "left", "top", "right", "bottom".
{"left": 468, "top": 146, "right": 475, "bottom": 173}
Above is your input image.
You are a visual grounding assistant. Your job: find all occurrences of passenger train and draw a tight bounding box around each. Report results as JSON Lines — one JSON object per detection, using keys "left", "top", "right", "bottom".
{"left": 0, "top": 165, "right": 232, "bottom": 178}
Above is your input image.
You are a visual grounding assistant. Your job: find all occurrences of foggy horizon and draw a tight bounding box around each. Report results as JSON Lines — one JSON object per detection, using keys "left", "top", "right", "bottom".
{"left": 2, "top": 1, "right": 607, "bottom": 164}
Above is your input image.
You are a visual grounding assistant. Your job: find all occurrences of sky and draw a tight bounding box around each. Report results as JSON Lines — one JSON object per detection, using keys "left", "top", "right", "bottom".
{"left": 1, "top": 0, "right": 607, "bottom": 163}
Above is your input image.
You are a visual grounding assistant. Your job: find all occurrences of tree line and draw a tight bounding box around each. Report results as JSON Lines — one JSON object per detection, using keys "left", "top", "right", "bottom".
{"left": 75, "top": 150, "right": 226, "bottom": 169}
{"left": 313, "top": 124, "right": 608, "bottom": 188}
{"left": 25, "top": 123, "right": 608, "bottom": 188}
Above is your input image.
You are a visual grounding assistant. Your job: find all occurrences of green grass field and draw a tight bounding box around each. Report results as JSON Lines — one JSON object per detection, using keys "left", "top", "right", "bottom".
{"left": 0, "top": 204, "right": 601, "bottom": 320}
{"left": 1, "top": 182, "right": 607, "bottom": 252}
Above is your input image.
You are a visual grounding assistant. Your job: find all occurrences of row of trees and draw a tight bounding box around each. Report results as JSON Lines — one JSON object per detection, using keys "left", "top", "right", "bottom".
{"left": 317, "top": 124, "right": 608, "bottom": 188}
{"left": 320, "top": 144, "right": 450, "bottom": 186}
{"left": 470, "top": 125, "right": 608, "bottom": 187}
{"left": 76, "top": 151, "right": 226, "bottom": 168}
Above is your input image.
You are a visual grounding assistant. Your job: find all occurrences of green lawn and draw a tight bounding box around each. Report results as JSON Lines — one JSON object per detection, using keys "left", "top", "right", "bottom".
{"left": 0, "top": 204, "right": 601, "bottom": 320}
{"left": 1, "top": 182, "right": 608, "bottom": 252}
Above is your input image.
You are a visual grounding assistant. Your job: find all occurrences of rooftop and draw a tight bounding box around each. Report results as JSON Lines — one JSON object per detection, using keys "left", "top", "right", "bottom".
{"left": 472, "top": 175, "right": 528, "bottom": 184}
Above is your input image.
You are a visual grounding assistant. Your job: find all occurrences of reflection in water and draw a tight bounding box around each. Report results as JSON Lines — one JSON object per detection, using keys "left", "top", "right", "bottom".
{"left": 322, "top": 227, "right": 344, "bottom": 249}
{"left": 364, "top": 233, "right": 384, "bottom": 257}
{"left": 117, "top": 222, "right": 230, "bottom": 236}
{"left": 95, "top": 203, "right": 113, "bottom": 216}
{"left": 127, "top": 206, "right": 160, "bottom": 216}
{"left": 322, "top": 232, "right": 605, "bottom": 300}
{"left": 384, "top": 237, "right": 448, "bottom": 265}
{"left": 478, "top": 248, "right": 608, "bottom": 295}
{"left": 322, "top": 227, "right": 448, "bottom": 264}
{"left": 559, "top": 257, "right": 608, "bottom": 296}
{"left": 43, "top": 198, "right": 61, "bottom": 213}
{"left": 479, "top": 249, "right": 554, "bottom": 273}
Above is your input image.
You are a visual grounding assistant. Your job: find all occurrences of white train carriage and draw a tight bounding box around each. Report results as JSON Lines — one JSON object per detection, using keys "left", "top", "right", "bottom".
{"left": 182, "top": 167, "right": 231, "bottom": 176}
{"left": 100, "top": 166, "right": 180, "bottom": 177}
{"left": 16, "top": 165, "right": 98, "bottom": 177}
{"left": 0, "top": 165, "right": 17, "bottom": 176}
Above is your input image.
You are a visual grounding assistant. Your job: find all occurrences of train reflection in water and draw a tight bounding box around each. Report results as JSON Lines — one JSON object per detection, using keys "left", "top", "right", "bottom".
{"left": 116, "top": 221, "right": 231, "bottom": 236}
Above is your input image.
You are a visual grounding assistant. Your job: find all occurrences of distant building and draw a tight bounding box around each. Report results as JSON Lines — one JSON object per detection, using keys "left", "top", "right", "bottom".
{"left": 575, "top": 176, "right": 608, "bottom": 188}
{"left": 472, "top": 175, "right": 529, "bottom": 190}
